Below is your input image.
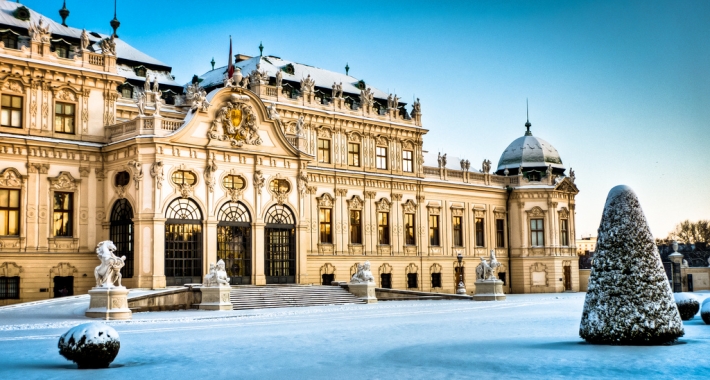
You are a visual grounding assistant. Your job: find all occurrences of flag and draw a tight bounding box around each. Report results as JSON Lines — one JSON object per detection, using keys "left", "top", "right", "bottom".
{"left": 227, "top": 36, "right": 234, "bottom": 78}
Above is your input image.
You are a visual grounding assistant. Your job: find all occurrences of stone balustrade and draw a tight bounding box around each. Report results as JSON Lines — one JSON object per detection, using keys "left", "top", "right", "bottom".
{"left": 106, "top": 116, "right": 184, "bottom": 141}
{"left": 0, "top": 43, "right": 116, "bottom": 73}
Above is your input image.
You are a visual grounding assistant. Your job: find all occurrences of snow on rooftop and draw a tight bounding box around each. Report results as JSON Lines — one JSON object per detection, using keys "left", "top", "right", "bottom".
{"left": 198, "top": 56, "right": 391, "bottom": 100}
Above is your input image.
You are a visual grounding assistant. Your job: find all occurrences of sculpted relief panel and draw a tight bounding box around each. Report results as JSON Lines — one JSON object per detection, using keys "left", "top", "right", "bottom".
{"left": 207, "top": 94, "right": 263, "bottom": 148}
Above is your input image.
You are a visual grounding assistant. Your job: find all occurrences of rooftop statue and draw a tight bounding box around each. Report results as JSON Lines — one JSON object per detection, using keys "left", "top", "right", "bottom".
{"left": 570, "top": 168, "right": 576, "bottom": 183}
{"left": 275, "top": 70, "right": 283, "bottom": 87}
{"left": 294, "top": 115, "right": 304, "bottom": 136}
{"left": 144, "top": 75, "right": 151, "bottom": 93}
{"left": 351, "top": 261, "right": 375, "bottom": 284}
{"left": 482, "top": 159, "right": 491, "bottom": 174}
{"left": 28, "top": 17, "right": 51, "bottom": 43}
{"left": 136, "top": 92, "right": 146, "bottom": 116}
{"left": 80, "top": 29, "right": 90, "bottom": 51}
{"left": 152, "top": 76, "right": 159, "bottom": 93}
{"left": 412, "top": 98, "right": 421, "bottom": 114}
{"left": 94, "top": 241, "right": 126, "bottom": 288}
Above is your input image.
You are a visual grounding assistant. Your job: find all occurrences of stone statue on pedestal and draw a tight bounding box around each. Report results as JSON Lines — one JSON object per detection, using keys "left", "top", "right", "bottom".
{"left": 86, "top": 241, "right": 132, "bottom": 320}
{"left": 94, "top": 241, "right": 126, "bottom": 288}
{"left": 473, "top": 250, "right": 506, "bottom": 301}
{"left": 348, "top": 261, "right": 377, "bottom": 303}
{"left": 199, "top": 260, "right": 233, "bottom": 310}
{"left": 350, "top": 261, "right": 375, "bottom": 283}
{"left": 202, "top": 260, "right": 230, "bottom": 287}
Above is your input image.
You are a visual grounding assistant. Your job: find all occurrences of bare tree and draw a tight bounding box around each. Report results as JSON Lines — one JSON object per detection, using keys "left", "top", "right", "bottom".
{"left": 665, "top": 220, "right": 710, "bottom": 244}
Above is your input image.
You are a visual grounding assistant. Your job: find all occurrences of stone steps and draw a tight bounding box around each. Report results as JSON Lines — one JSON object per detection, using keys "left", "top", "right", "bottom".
{"left": 229, "top": 285, "right": 365, "bottom": 310}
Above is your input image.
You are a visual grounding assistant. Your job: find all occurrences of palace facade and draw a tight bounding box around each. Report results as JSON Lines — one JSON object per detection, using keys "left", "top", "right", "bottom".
{"left": 0, "top": 2, "right": 580, "bottom": 305}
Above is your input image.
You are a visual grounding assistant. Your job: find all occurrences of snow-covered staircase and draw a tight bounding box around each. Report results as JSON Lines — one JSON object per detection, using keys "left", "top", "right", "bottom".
{"left": 229, "top": 285, "right": 364, "bottom": 310}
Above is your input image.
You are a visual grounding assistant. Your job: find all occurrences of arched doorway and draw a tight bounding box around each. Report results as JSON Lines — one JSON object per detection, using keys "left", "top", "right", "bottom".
{"left": 264, "top": 204, "right": 296, "bottom": 284}
{"left": 217, "top": 201, "right": 252, "bottom": 285}
{"left": 110, "top": 199, "right": 134, "bottom": 278}
{"left": 165, "top": 198, "right": 203, "bottom": 286}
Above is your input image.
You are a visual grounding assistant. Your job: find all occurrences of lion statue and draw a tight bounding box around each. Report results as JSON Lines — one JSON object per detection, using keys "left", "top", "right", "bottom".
{"left": 350, "top": 261, "right": 375, "bottom": 284}
{"left": 94, "top": 240, "right": 126, "bottom": 288}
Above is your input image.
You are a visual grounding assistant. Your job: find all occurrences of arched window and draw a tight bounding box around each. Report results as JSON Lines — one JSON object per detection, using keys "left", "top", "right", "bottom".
{"left": 217, "top": 202, "right": 251, "bottom": 284}
{"left": 165, "top": 198, "right": 203, "bottom": 286}
{"left": 110, "top": 199, "right": 134, "bottom": 278}
{"left": 264, "top": 204, "right": 296, "bottom": 284}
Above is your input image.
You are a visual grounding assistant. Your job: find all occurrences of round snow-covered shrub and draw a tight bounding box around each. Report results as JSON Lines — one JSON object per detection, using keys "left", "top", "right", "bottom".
{"left": 674, "top": 293, "right": 699, "bottom": 321}
{"left": 579, "top": 186, "right": 684, "bottom": 345}
{"left": 58, "top": 323, "right": 120, "bottom": 369}
{"left": 702, "top": 298, "right": 710, "bottom": 325}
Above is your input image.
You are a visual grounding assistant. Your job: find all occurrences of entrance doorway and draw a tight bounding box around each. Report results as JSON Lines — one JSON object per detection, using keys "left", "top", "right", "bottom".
{"left": 53, "top": 276, "right": 73, "bottom": 298}
{"left": 563, "top": 266, "right": 571, "bottom": 291}
{"left": 217, "top": 202, "right": 252, "bottom": 285}
{"left": 110, "top": 199, "right": 134, "bottom": 278}
{"left": 165, "top": 198, "right": 203, "bottom": 286}
{"left": 264, "top": 205, "right": 296, "bottom": 284}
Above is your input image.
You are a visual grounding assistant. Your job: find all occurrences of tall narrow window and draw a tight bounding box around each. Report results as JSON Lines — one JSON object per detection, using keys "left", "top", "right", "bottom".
{"left": 348, "top": 142, "right": 360, "bottom": 167}
{"left": 378, "top": 212, "right": 389, "bottom": 245}
{"left": 475, "top": 218, "right": 485, "bottom": 247}
{"left": 318, "top": 139, "right": 331, "bottom": 163}
{"left": 560, "top": 219, "right": 569, "bottom": 246}
{"left": 530, "top": 219, "right": 544, "bottom": 246}
{"left": 349, "top": 210, "right": 362, "bottom": 244}
{"left": 53, "top": 192, "right": 73, "bottom": 237}
{"left": 429, "top": 214, "right": 440, "bottom": 246}
{"left": 1, "top": 94, "right": 22, "bottom": 128}
{"left": 496, "top": 219, "right": 505, "bottom": 248}
{"left": 404, "top": 213, "right": 416, "bottom": 245}
{"left": 431, "top": 272, "right": 442, "bottom": 288}
{"left": 376, "top": 147, "right": 388, "bottom": 169}
{"left": 402, "top": 150, "right": 413, "bottom": 172}
{"left": 453, "top": 216, "right": 463, "bottom": 247}
{"left": 407, "top": 273, "right": 418, "bottom": 289}
{"left": 0, "top": 189, "right": 20, "bottom": 236}
{"left": 54, "top": 102, "right": 75, "bottom": 134}
{"left": 319, "top": 208, "right": 332, "bottom": 243}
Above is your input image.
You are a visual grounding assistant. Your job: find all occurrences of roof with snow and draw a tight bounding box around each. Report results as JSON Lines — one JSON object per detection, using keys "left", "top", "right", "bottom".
{"left": 0, "top": 1, "right": 180, "bottom": 87}
{"left": 197, "top": 55, "right": 391, "bottom": 101}
{"left": 495, "top": 123, "right": 565, "bottom": 174}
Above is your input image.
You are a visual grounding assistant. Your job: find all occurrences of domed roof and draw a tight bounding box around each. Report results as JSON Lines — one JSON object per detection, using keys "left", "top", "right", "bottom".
{"left": 495, "top": 121, "right": 565, "bottom": 174}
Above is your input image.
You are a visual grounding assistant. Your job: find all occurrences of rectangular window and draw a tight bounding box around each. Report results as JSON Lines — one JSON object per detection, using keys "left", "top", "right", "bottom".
{"left": 318, "top": 138, "right": 331, "bottom": 163}
{"left": 349, "top": 210, "right": 362, "bottom": 244}
{"left": 404, "top": 213, "right": 416, "bottom": 245}
{"left": 530, "top": 218, "right": 545, "bottom": 246}
{"left": 407, "top": 273, "right": 418, "bottom": 289}
{"left": 560, "top": 219, "right": 569, "bottom": 246}
{"left": 348, "top": 143, "right": 360, "bottom": 167}
{"left": 376, "top": 146, "right": 388, "bottom": 170}
{"left": 1, "top": 94, "right": 22, "bottom": 128}
{"left": 402, "top": 150, "right": 413, "bottom": 172}
{"left": 380, "top": 273, "right": 392, "bottom": 289}
{"left": 453, "top": 216, "right": 463, "bottom": 247}
{"left": 0, "top": 189, "right": 20, "bottom": 236}
{"left": 429, "top": 214, "right": 440, "bottom": 246}
{"left": 431, "top": 272, "right": 442, "bottom": 288}
{"left": 319, "top": 208, "right": 332, "bottom": 243}
{"left": 54, "top": 102, "right": 75, "bottom": 134}
{"left": 378, "top": 211, "right": 389, "bottom": 245}
{"left": 475, "top": 218, "right": 485, "bottom": 247}
{"left": 53, "top": 192, "right": 73, "bottom": 237}
{"left": 496, "top": 219, "right": 505, "bottom": 248}
{"left": 0, "top": 276, "right": 20, "bottom": 299}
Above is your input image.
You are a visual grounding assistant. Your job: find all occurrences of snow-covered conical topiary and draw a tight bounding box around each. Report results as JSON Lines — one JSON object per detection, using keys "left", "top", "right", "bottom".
{"left": 579, "top": 185, "right": 684, "bottom": 345}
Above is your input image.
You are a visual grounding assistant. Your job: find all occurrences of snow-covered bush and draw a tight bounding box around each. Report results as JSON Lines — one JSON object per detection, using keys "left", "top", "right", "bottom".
{"left": 702, "top": 298, "right": 710, "bottom": 325}
{"left": 674, "top": 293, "right": 699, "bottom": 321}
{"left": 58, "top": 323, "right": 120, "bottom": 369}
{"left": 579, "top": 185, "right": 684, "bottom": 345}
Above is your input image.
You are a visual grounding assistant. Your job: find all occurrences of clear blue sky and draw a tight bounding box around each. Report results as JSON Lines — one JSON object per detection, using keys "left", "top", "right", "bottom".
{"left": 25, "top": 0, "right": 710, "bottom": 239}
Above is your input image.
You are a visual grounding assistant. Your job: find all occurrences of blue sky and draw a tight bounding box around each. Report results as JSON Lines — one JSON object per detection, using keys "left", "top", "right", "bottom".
{"left": 25, "top": 0, "right": 710, "bottom": 238}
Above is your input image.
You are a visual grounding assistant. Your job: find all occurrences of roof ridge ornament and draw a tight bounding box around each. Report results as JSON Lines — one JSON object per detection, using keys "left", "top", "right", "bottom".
{"left": 110, "top": 0, "right": 120, "bottom": 38}
{"left": 59, "top": 0, "right": 69, "bottom": 27}
{"left": 524, "top": 98, "right": 532, "bottom": 136}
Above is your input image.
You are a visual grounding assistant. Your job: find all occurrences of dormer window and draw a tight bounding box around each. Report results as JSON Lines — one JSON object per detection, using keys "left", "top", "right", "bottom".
{"left": 51, "top": 39, "right": 71, "bottom": 59}
{"left": 118, "top": 83, "right": 134, "bottom": 99}
{"left": 0, "top": 31, "right": 19, "bottom": 49}
{"left": 134, "top": 66, "right": 147, "bottom": 77}
{"left": 283, "top": 64, "right": 295, "bottom": 75}
{"left": 161, "top": 90, "right": 177, "bottom": 105}
{"left": 527, "top": 170, "right": 541, "bottom": 182}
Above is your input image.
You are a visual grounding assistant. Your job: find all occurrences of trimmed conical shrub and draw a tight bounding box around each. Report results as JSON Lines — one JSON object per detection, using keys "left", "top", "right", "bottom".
{"left": 579, "top": 185, "right": 684, "bottom": 345}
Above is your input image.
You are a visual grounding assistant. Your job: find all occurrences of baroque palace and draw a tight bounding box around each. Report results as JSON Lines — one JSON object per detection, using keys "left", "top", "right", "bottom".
{"left": 0, "top": 2, "right": 580, "bottom": 305}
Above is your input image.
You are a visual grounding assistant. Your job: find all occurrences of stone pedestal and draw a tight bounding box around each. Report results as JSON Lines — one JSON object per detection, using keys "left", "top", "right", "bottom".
{"left": 472, "top": 280, "right": 506, "bottom": 301}
{"left": 85, "top": 287, "right": 132, "bottom": 320}
{"left": 348, "top": 282, "right": 377, "bottom": 304}
{"left": 456, "top": 280, "right": 467, "bottom": 295}
{"left": 199, "top": 286, "right": 233, "bottom": 311}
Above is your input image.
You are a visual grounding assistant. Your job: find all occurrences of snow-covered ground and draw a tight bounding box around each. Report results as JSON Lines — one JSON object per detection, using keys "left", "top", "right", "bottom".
{"left": 1, "top": 292, "right": 709, "bottom": 379}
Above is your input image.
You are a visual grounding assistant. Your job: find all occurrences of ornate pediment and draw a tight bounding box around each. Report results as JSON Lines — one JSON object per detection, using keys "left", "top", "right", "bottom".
{"left": 0, "top": 262, "right": 23, "bottom": 277}
{"left": 48, "top": 171, "right": 79, "bottom": 190}
{"left": 402, "top": 199, "right": 417, "bottom": 214}
{"left": 554, "top": 177, "right": 579, "bottom": 194}
{"left": 317, "top": 193, "right": 334, "bottom": 208}
{"left": 347, "top": 195, "right": 364, "bottom": 210}
{"left": 558, "top": 207, "right": 570, "bottom": 219}
{"left": 375, "top": 197, "right": 391, "bottom": 212}
{"left": 427, "top": 201, "right": 441, "bottom": 215}
{"left": 207, "top": 94, "right": 262, "bottom": 147}
{"left": 1, "top": 79, "right": 23, "bottom": 94}
{"left": 0, "top": 168, "right": 24, "bottom": 187}
{"left": 526, "top": 206, "right": 545, "bottom": 218}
